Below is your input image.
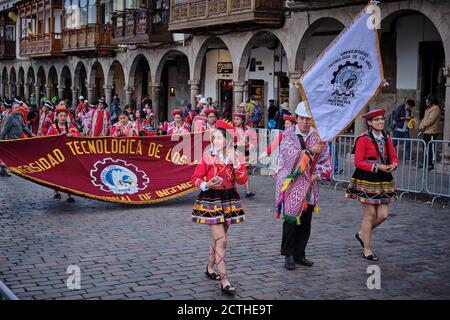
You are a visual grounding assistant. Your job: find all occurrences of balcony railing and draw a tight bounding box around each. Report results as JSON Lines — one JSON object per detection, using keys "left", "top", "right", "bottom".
{"left": 169, "top": 0, "right": 284, "bottom": 32}
{"left": 19, "top": 33, "right": 63, "bottom": 57}
{"left": 0, "top": 38, "right": 15, "bottom": 59}
{"left": 62, "top": 24, "right": 113, "bottom": 56}
{"left": 112, "top": 7, "right": 171, "bottom": 46}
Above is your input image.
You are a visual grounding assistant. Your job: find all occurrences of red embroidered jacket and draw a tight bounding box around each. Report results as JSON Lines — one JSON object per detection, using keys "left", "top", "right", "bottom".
{"left": 354, "top": 134, "right": 399, "bottom": 173}
{"left": 47, "top": 123, "right": 81, "bottom": 137}
{"left": 192, "top": 152, "right": 248, "bottom": 190}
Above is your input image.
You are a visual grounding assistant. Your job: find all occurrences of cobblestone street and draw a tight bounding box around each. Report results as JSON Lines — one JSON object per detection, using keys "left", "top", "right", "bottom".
{"left": 1, "top": 174, "right": 449, "bottom": 300}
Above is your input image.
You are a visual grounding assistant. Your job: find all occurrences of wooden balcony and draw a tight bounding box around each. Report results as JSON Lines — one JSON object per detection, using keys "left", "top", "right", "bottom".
{"left": 62, "top": 24, "right": 113, "bottom": 56}
{"left": 112, "top": 8, "right": 172, "bottom": 46}
{"left": 19, "top": 33, "right": 64, "bottom": 58}
{"left": 169, "top": 0, "right": 285, "bottom": 33}
{"left": 0, "top": 38, "right": 15, "bottom": 59}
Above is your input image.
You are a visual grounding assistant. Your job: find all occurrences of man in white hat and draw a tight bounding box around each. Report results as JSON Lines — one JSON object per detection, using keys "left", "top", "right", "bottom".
{"left": 276, "top": 101, "right": 332, "bottom": 270}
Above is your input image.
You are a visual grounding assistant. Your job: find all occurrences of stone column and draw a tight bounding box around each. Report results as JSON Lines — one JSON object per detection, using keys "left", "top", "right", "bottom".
{"left": 233, "top": 81, "right": 246, "bottom": 110}
{"left": 24, "top": 83, "right": 31, "bottom": 99}
{"left": 8, "top": 82, "right": 15, "bottom": 98}
{"left": 87, "top": 85, "right": 95, "bottom": 104}
{"left": 45, "top": 85, "right": 51, "bottom": 100}
{"left": 443, "top": 67, "right": 450, "bottom": 161}
{"left": 188, "top": 79, "right": 200, "bottom": 107}
{"left": 35, "top": 85, "right": 41, "bottom": 107}
{"left": 150, "top": 82, "right": 161, "bottom": 124}
{"left": 71, "top": 87, "right": 79, "bottom": 110}
{"left": 354, "top": 106, "right": 369, "bottom": 135}
{"left": 288, "top": 71, "right": 302, "bottom": 115}
{"left": 58, "top": 85, "right": 65, "bottom": 100}
{"left": 124, "top": 87, "right": 133, "bottom": 107}
{"left": 16, "top": 83, "right": 23, "bottom": 98}
{"left": 0, "top": 82, "right": 4, "bottom": 98}
{"left": 104, "top": 85, "right": 113, "bottom": 107}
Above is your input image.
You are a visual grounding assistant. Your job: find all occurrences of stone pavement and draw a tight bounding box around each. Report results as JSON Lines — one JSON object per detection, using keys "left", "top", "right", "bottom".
{"left": 0, "top": 174, "right": 449, "bottom": 300}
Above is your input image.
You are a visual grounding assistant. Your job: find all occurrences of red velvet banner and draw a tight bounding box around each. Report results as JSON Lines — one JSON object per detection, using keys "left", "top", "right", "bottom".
{"left": 0, "top": 133, "right": 210, "bottom": 204}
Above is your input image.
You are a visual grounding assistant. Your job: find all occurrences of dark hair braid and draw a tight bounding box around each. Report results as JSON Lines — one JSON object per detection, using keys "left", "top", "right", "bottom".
{"left": 55, "top": 119, "right": 69, "bottom": 135}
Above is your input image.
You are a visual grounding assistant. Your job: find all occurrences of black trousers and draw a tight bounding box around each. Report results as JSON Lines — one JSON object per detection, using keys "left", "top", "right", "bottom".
{"left": 423, "top": 133, "right": 438, "bottom": 168}
{"left": 280, "top": 205, "right": 314, "bottom": 258}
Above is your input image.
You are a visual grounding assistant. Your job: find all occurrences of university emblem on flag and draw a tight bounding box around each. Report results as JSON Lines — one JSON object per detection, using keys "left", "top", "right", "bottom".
{"left": 331, "top": 60, "right": 364, "bottom": 100}
{"left": 90, "top": 158, "right": 150, "bottom": 195}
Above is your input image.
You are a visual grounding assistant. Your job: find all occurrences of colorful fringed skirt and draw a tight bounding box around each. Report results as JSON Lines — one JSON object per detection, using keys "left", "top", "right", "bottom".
{"left": 192, "top": 188, "right": 246, "bottom": 225}
{"left": 345, "top": 168, "right": 398, "bottom": 204}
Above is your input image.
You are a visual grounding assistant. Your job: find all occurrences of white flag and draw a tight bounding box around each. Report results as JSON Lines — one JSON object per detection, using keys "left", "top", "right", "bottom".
{"left": 298, "top": 4, "right": 384, "bottom": 142}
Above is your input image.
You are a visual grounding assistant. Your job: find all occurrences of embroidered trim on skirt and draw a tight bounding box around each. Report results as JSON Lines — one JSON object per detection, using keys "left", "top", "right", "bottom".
{"left": 192, "top": 188, "right": 246, "bottom": 225}
{"left": 345, "top": 168, "right": 398, "bottom": 205}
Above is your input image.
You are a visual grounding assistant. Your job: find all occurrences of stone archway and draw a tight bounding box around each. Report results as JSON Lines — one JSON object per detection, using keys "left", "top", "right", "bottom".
{"left": 36, "top": 66, "right": 46, "bottom": 106}
{"left": 60, "top": 66, "right": 72, "bottom": 101}
{"left": 47, "top": 66, "right": 58, "bottom": 99}
{"left": 106, "top": 60, "right": 126, "bottom": 107}
{"left": 88, "top": 62, "right": 105, "bottom": 103}
{"left": 74, "top": 61, "right": 88, "bottom": 102}
{"left": 9, "top": 67, "right": 16, "bottom": 97}
{"left": 26, "top": 66, "right": 35, "bottom": 100}
{"left": 128, "top": 54, "right": 151, "bottom": 108}
{"left": 155, "top": 50, "right": 190, "bottom": 121}
{"left": 18, "top": 67, "right": 25, "bottom": 98}
{"left": 192, "top": 37, "right": 233, "bottom": 108}
{"left": 237, "top": 31, "right": 290, "bottom": 120}
{"left": 1, "top": 67, "right": 8, "bottom": 98}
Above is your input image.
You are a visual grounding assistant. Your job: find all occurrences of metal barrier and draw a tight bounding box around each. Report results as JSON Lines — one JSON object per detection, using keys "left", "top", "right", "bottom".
{"left": 244, "top": 130, "right": 450, "bottom": 205}
{"left": 391, "top": 137, "right": 427, "bottom": 198}
{"left": 332, "top": 135, "right": 427, "bottom": 198}
{"left": 425, "top": 140, "right": 450, "bottom": 206}
{"left": 332, "top": 135, "right": 357, "bottom": 190}
{"left": 251, "top": 128, "right": 280, "bottom": 174}
{"left": 0, "top": 280, "right": 19, "bottom": 300}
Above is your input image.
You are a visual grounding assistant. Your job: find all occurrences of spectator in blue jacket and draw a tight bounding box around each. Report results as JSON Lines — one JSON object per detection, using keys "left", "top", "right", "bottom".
{"left": 393, "top": 99, "right": 415, "bottom": 160}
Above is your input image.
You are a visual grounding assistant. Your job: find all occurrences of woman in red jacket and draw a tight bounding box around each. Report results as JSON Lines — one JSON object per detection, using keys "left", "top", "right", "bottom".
{"left": 346, "top": 109, "right": 399, "bottom": 261}
{"left": 191, "top": 119, "right": 248, "bottom": 295}
{"left": 47, "top": 108, "right": 81, "bottom": 202}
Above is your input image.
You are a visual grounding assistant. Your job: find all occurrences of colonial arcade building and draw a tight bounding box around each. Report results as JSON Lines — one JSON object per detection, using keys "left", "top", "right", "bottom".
{"left": 0, "top": 0, "right": 449, "bottom": 141}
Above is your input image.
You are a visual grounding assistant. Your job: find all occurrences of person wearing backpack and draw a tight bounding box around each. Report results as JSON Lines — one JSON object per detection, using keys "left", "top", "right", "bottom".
{"left": 392, "top": 99, "right": 415, "bottom": 160}
{"left": 251, "top": 103, "right": 263, "bottom": 128}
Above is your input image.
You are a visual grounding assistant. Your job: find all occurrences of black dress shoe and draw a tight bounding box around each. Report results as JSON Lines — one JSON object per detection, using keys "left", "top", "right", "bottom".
{"left": 284, "top": 256, "right": 295, "bottom": 270}
{"left": 295, "top": 257, "right": 314, "bottom": 267}
{"left": 245, "top": 192, "right": 255, "bottom": 198}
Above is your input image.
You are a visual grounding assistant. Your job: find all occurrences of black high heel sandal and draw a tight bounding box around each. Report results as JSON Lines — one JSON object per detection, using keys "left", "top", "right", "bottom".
{"left": 221, "top": 283, "right": 236, "bottom": 295}
{"left": 363, "top": 253, "right": 379, "bottom": 261}
{"left": 205, "top": 265, "right": 221, "bottom": 280}
{"left": 355, "top": 232, "right": 364, "bottom": 249}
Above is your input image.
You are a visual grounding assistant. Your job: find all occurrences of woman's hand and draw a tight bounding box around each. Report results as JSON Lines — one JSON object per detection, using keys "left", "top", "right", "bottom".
{"left": 205, "top": 177, "right": 222, "bottom": 188}
{"left": 377, "top": 164, "right": 390, "bottom": 172}
{"left": 386, "top": 164, "right": 397, "bottom": 172}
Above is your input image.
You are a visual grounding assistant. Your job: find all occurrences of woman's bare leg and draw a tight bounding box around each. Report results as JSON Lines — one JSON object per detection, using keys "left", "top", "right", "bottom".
{"left": 210, "top": 224, "right": 234, "bottom": 289}
{"left": 360, "top": 203, "right": 377, "bottom": 256}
